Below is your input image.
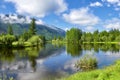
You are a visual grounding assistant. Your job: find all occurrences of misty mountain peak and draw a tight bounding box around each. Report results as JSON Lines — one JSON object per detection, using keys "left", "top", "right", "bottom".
{"left": 0, "top": 14, "right": 32, "bottom": 24}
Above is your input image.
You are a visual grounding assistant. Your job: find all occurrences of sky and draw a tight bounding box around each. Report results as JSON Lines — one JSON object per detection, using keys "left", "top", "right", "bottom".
{"left": 0, "top": 0, "right": 120, "bottom": 32}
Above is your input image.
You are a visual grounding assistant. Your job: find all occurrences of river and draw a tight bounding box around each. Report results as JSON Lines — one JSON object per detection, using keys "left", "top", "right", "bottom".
{"left": 0, "top": 43, "right": 120, "bottom": 80}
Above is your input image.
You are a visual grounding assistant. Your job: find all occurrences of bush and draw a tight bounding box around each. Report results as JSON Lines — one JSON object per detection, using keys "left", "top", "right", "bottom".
{"left": 27, "top": 35, "right": 43, "bottom": 45}
{"left": 0, "top": 34, "right": 16, "bottom": 46}
{"left": 63, "top": 60, "right": 120, "bottom": 80}
{"left": 75, "top": 54, "right": 97, "bottom": 71}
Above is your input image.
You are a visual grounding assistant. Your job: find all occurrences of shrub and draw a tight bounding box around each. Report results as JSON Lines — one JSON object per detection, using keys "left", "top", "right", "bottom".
{"left": 75, "top": 54, "right": 97, "bottom": 71}
{"left": 27, "top": 35, "right": 43, "bottom": 45}
{"left": 0, "top": 34, "right": 15, "bottom": 46}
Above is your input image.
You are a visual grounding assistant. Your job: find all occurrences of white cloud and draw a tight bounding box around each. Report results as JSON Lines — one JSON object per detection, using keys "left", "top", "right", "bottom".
{"left": 103, "top": 0, "right": 120, "bottom": 11}
{"left": 0, "top": 14, "right": 44, "bottom": 24}
{"left": 64, "top": 28, "right": 70, "bottom": 31}
{"left": 62, "top": 7, "right": 100, "bottom": 26}
{"left": 115, "top": 7, "right": 120, "bottom": 11}
{"left": 90, "top": 2, "right": 103, "bottom": 7}
{"left": 118, "top": 3, "right": 120, "bottom": 6}
{"left": 107, "top": 4, "right": 111, "bottom": 7}
{"left": 104, "top": 18, "right": 120, "bottom": 30}
{"left": 86, "top": 26, "right": 94, "bottom": 31}
{"left": 5, "top": 0, "right": 67, "bottom": 17}
{"left": 104, "top": 0, "right": 120, "bottom": 6}
{"left": 106, "top": 0, "right": 120, "bottom": 4}
{"left": 36, "top": 19, "right": 44, "bottom": 24}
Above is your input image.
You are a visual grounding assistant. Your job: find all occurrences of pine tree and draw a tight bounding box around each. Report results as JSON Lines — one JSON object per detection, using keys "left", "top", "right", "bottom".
{"left": 7, "top": 24, "right": 13, "bottom": 35}
{"left": 29, "top": 18, "right": 37, "bottom": 36}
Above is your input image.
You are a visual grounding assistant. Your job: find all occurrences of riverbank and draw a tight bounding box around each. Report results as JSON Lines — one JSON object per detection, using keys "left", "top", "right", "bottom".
{"left": 83, "top": 42, "right": 119, "bottom": 44}
{"left": 52, "top": 40, "right": 120, "bottom": 45}
{"left": 63, "top": 60, "right": 120, "bottom": 80}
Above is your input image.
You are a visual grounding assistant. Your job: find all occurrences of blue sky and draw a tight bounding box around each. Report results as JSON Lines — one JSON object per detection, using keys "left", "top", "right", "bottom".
{"left": 0, "top": 0, "right": 120, "bottom": 32}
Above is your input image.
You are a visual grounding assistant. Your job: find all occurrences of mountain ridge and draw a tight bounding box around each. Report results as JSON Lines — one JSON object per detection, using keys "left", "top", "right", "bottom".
{"left": 0, "top": 14, "right": 65, "bottom": 40}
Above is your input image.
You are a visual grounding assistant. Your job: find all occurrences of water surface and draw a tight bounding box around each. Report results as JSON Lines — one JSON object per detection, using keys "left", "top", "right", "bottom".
{"left": 0, "top": 44, "right": 120, "bottom": 80}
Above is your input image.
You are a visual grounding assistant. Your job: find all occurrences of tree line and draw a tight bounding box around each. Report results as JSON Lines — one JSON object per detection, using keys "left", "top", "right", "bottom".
{"left": 66, "top": 28, "right": 120, "bottom": 43}
{"left": 82, "top": 29, "right": 120, "bottom": 42}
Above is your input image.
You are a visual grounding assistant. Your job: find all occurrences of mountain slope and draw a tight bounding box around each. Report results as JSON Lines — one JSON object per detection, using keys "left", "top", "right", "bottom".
{"left": 0, "top": 14, "right": 65, "bottom": 40}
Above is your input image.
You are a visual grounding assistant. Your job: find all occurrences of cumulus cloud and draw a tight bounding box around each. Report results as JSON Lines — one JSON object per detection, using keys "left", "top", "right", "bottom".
{"left": 90, "top": 2, "right": 103, "bottom": 7}
{"left": 5, "top": 0, "right": 68, "bottom": 17}
{"left": 103, "top": 0, "right": 120, "bottom": 6}
{"left": 102, "top": 0, "right": 120, "bottom": 11}
{"left": 86, "top": 26, "right": 95, "bottom": 31}
{"left": 106, "top": 0, "right": 120, "bottom": 4}
{"left": 0, "top": 13, "right": 44, "bottom": 24}
{"left": 104, "top": 18, "right": 120, "bottom": 30}
{"left": 62, "top": 7, "right": 100, "bottom": 26}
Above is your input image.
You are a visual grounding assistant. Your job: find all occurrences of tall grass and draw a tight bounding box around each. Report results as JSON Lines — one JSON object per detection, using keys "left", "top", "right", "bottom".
{"left": 63, "top": 59, "right": 120, "bottom": 80}
{"left": 75, "top": 54, "right": 97, "bottom": 71}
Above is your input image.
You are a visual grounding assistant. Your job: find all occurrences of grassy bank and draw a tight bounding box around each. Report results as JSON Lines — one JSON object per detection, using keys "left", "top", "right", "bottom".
{"left": 52, "top": 40, "right": 120, "bottom": 44}
{"left": 52, "top": 40, "right": 66, "bottom": 44}
{"left": 83, "top": 42, "right": 119, "bottom": 44}
{"left": 63, "top": 60, "right": 120, "bottom": 80}
{"left": 12, "top": 41, "right": 33, "bottom": 47}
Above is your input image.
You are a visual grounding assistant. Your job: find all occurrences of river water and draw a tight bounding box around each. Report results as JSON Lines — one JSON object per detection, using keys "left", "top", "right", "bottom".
{"left": 0, "top": 44, "right": 120, "bottom": 80}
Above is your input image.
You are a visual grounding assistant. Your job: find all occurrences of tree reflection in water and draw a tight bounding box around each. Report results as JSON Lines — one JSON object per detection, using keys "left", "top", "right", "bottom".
{"left": 0, "top": 43, "right": 119, "bottom": 79}
{"left": 82, "top": 43, "right": 120, "bottom": 53}
{"left": 66, "top": 43, "right": 82, "bottom": 57}
{"left": 0, "top": 46, "right": 43, "bottom": 79}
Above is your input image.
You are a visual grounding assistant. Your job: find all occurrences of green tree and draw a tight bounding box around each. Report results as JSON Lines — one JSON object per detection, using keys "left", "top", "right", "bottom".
{"left": 93, "top": 30, "right": 99, "bottom": 42}
{"left": 84, "top": 32, "right": 93, "bottom": 42}
{"left": 99, "top": 30, "right": 108, "bottom": 42}
{"left": 115, "top": 35, "right": 120, "bottom": 41}
{"left": 66, "top": 28, "right": 82, "bottom": 43}
{"left": 7, "top": 24, "right": 13, "bottom": 35}
{"left": 20, "top": 30, "right": 30, "bottom": 41}
{"left": 29, "top": 18, "right": 37, "bottom": 37}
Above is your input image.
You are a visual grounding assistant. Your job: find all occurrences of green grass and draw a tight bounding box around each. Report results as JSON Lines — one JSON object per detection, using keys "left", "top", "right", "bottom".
{"left": 52, "top": 40, "right": 120, "bottom": 44}
{"left": 75, "top": 55, "right": 97, "bottom": 71}
{"left": 52, "top": 40, "right": 66, "bottom": 44}
{"left": 63, "top": 60, "right": 120, "bottom": 80}
{"left": 12, "top": 41, "right": 33, "bottom": 47}
{"left": 83, "top": 42, "right": 119, "bottom": 44}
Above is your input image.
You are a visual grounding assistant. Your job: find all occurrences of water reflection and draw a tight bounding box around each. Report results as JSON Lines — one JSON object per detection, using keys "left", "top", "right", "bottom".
{"left": 66, "top": 43, "right": 82, "bottom": 57}
{"left": 0, "top": 43, "right": 120, "bottom": 80}
{"left": 82, "top": 43, "right": 120, "bottom": 53}
{"left": 66, "top": 43, "right": 120, "bottom": 57}
{"left": 0, "top": 48, "right": 15, "bottom": 62}
{"left": 0, "top": 46, "right": 43, "bottom": 80}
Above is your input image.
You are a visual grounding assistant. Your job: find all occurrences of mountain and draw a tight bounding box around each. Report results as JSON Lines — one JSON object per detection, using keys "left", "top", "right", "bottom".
{"left": 0, "top": 14, "right": 65, "bottom": 40}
